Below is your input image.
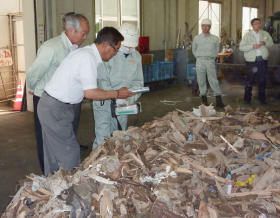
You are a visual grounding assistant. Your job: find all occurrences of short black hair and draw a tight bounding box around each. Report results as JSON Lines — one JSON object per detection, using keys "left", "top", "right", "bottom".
{"left": 251, "top": 18, "right": 261, "bottom": 25}
{"left": 95, "top": 27, "right": 124, "bottom": 46}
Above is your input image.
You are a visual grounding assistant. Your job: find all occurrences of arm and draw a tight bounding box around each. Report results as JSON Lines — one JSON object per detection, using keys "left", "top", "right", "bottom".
{"left": 127, "top": 54, "right": 144, "bottom": 104}
{"left": 84, "top": 88, "right": 117, "bottom": 100}
{"left": 84, "top": 87, "right": 133, "bottom": 100}
{"left": 263, "top": 32, "right": 274, "bottom": 48}
{"left": 80, "top": 54, "right": 134, "bottom": 100}
{"left": 26, "top": 45, "right": 55, "bottom": 92}
{"left": 192, "top": 37, "right": 197, "bottom": 57}
{"left": 216, "top": 37, "right": 220, "bottom": 54}
{"left": 239, "top": 34, "right": 254, "bottom": 52}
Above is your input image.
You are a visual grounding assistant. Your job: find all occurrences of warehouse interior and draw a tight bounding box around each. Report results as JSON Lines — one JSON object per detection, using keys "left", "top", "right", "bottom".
{"left": 1, "top": 0, "right": 280, "bottom": 216}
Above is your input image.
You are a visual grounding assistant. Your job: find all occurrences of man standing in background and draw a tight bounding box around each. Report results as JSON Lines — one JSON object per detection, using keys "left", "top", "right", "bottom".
{"left": 192, "top": 18, "right": 225, "bottom": 108}
{"left": 240, "top": 18, "right": 273, "bottom": 105}
{"left": 26, "top": 13, "right": 89, "bottom": 173}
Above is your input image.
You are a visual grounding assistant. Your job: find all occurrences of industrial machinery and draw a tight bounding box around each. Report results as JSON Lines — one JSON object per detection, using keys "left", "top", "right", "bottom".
{"left": 264, "top": 11, "right": 280, "bottom": 43}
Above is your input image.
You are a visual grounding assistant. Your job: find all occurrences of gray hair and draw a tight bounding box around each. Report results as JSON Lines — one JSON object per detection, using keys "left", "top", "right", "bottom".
{"left": 65, "top": 13, "right": 89, "bottom": 32}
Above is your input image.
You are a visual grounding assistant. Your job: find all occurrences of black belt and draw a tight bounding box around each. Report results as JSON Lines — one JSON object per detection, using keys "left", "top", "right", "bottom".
{"left": 110, "top": 99, "right": 122, "bottom": 131}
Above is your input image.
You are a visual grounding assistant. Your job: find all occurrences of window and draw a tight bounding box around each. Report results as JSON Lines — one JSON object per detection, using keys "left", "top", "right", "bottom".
{"left": 199, "top": 0, "right": 221, "bottom": 37}
{"left": 242, "top": 7, "right": 258, "bottom": 37}
{"left": 95, "top": 0, "right": 140, "bottom": 33}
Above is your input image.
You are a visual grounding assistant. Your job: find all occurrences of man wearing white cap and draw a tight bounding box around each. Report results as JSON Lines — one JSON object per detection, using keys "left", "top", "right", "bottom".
{"left": 192, "top": 18, "right": 224, "bottom": 107}
{"left": 92, "top": 23, "right": 144, "bottom": 149}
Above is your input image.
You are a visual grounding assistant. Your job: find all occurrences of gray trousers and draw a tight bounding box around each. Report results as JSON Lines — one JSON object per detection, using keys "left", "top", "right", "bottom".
{"left": 92, "top": 100, "right": 128, "bottom": 149}
{"left": 196, "top": 58, "right": 222, "bottom": 96}
{"left": 73, "top": 102, "right": 81, "bottom": 135}
{"left": 38, "top": 92, "right": 80, "bottom": 176}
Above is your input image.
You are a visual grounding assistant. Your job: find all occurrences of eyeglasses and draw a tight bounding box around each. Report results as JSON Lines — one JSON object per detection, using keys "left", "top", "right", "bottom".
{"left": 109, "top": 43, "right": 119, "bottom": 53}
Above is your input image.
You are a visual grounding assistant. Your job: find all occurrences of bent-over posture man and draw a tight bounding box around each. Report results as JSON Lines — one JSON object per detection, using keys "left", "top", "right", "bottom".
{"left": 38, "top": 27, "right": 134, "bottom": 176}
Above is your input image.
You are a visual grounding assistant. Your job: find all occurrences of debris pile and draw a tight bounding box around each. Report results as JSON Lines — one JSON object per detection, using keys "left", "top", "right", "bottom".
{"left": 2, "top": 105, "right": 280, "bottom": 217}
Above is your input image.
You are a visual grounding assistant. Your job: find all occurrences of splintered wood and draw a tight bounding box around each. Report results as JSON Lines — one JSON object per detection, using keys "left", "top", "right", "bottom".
{"left": 2, "top": 105, "right": 280, "bottom": 218}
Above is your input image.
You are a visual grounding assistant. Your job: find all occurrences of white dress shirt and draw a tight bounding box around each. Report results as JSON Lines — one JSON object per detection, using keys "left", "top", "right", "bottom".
{"left": 45, "top": 44, "right": 103, "bottom": 104}
{"left": 253, "top": 31, "right": 262, "bottom": 57}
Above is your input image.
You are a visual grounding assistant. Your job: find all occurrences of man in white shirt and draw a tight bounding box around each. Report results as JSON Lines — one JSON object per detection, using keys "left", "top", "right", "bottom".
{"left": 26, "top": 13, "right": 89, "bottom": 173}
{"left": 240, "top": 18, "right": 273, "bottom": 104}
{"left": 37, "top": 27, "right": 134, "bottom": 176}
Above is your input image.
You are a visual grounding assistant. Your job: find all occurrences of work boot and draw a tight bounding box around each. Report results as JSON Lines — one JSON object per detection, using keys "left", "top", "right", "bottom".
{"left": 215, "top": 95, "right": 225, "bottom": 108}
{"left": 201, "top": 96, "right": 208, "bottom": 106}
{"left": 244, "top": 86, "right": 252, "bottom": 104}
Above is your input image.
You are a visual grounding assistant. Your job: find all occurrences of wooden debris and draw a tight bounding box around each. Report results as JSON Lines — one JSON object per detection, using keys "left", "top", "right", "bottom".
{"left": 220, "top": 135, "right": 240, "bottom": 154}
{"left": 2, "top": 106, "right": 280, "bottom": 217}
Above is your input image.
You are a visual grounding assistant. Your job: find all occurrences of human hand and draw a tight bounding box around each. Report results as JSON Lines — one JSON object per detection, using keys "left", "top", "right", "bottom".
{"left": 28, "top": 90, "right": 34, "bottom": 95}
{"left": 253, "top": 44, "right": 261, "bottom": 49}
{"left": 259, "top": 41, "right": 265, "bottom": 46}
{"left": 117, "top": 87, "right": 134, "bottom": 99}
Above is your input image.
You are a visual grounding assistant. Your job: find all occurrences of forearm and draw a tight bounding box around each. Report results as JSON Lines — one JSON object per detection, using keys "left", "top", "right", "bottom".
{"left": 84, "top": 88, "right": 117, "bottom": 100}
{"left": 264, "top": 36, "right": 273, "bottom": 48}
{"left": 192, "top": 41, "right": 197, "bottom": 57}
{"left": 239, "top": 37, "right": 254, "bottom": 52}
{"left": 26, "top": 71, "right": 35, "bottom": 91}
{"left": 239, "top": 44, "right": 253, "bottom": 52}
{"left": 26, "top": 66, "right": 41, "bottom": 91}
{"left": 192, "top": 47, "right": 197, "bottom": 57}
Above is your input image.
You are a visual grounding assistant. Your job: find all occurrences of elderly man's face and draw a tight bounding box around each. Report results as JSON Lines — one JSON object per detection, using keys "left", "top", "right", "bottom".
{"left": 68, "top": 20, "right": 90, "bottom": 46}
{"left": 201, "top": 24, "right": 211, "bottom": 34}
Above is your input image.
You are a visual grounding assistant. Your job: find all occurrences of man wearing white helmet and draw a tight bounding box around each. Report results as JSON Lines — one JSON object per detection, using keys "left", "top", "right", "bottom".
{"left": 192, "top": 18, "right": 224, "bottom": 108}
{"left": 92, "top": 23, "right": 144, "bottom": 149}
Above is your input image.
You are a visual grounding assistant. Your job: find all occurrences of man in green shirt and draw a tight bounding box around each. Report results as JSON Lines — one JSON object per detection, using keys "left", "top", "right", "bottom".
{"left": 192, "top": 18, "right": 224, "bottom": 108}
{"left": 26, "top": 13, "right": 89, "bottom": 173}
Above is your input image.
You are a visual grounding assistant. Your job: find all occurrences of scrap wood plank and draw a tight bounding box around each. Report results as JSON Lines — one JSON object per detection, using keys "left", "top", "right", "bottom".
{"left": 229, "top": 189, "right": 280, "bottom": 198}
{"left": 181, "top": 156, "right": 226, "bottom": 183}
{"left": 231, "top": 164, "right": 252, "bottom": 175}
{"left": 220, "top": 135, "right": 240, "bottom": 154}
{"left": 176, "top": 109, "right": 223, "bottom": 121}
{"left": 197, "top": 133, "right": 228, "bottom": 164}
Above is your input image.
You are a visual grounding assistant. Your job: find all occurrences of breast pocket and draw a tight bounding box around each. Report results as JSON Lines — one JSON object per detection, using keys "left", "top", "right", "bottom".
{"left": 121, "top": 60, "right": 138, "bottom": 80}
{"left": 113, "top": 60, "right": 138, "bottom": 87}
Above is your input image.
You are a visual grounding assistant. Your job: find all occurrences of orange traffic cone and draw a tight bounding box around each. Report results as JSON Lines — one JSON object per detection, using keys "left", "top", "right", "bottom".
{"left": 13, "top": 79, "right": 23, "bottom": 111}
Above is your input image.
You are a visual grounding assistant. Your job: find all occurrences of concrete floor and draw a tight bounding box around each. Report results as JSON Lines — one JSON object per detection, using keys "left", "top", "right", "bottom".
{"left": 1, "top": 82, "right": 280, "bottom": 213}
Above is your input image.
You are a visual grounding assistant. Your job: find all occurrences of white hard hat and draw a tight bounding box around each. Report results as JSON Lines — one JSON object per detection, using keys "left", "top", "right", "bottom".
{"left": 201, "top": 18, "right": 212, "bottom": 25}
{"left": 119, "top": 23, "right": 139, "bottom": 48}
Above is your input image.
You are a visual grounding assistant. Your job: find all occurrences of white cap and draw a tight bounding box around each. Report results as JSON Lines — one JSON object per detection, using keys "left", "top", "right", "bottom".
{"left": 201, "top": 18, "right": 212, "bottom": 25}
{"left": 119, "top": 23, "right": 139, "bottom": 48}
